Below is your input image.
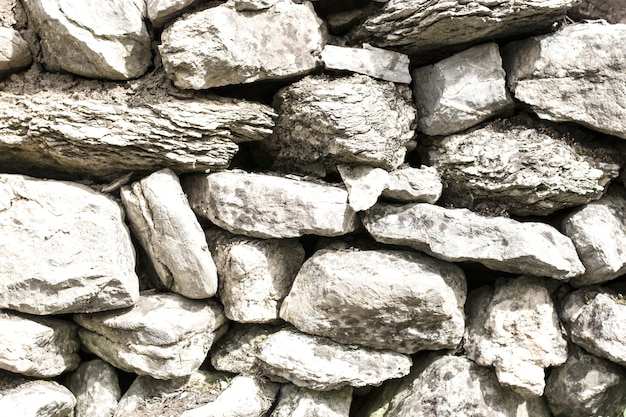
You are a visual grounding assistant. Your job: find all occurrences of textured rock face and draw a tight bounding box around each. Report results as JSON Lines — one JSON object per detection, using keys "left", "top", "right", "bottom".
{"left": 505, "top": 22, "right": 626, "bottom": 139}
{"left": 321, "top": 44, "right": 410, "bottom": 83}
{"left": 159, "top": 0, "right": 327, "bottom": 89}
{"left": 338, "top": 165, "right": 389, "bottom": 212}
{"left": 381, "top": 165, "right": 442, "bottom": 203}
{"left": 211, "top": 324, "right": 280, "bottom": 375}
{"left": 0, "top": 174, "right": 139, "bottom": 315}
{"left": 0, "top": 375, "right": 76, "bottom": 417}
{"left": 262, "top": 74, "right": 416, "bottom": 176}
{"left": 65, "top": 360, "right": 121, "bottom": 417}
{"left": 362, "top": 202, "right": 585, "bottom": 280}
{"left": 570, "top": 0, "right": 626, "bottom": 23}
{"left": 184, "top": 171, "right": 358, "bottom": 238}
{"left": 22, "top": 0, "right": 150, "bottom": 80}
{"left": 271, "top": 384, "right": 352, "bottom": 417}
{"left": 146, "top": 0, "right": 195, "bottom": 27}
{"left": 413, "top": 43, "right": 513, "bottom": 136}
{"left": 280, "top": 249, "right": 466, "bottom": 354}
{"left": 0, "top": 27, "right": 31, "bottom": 77}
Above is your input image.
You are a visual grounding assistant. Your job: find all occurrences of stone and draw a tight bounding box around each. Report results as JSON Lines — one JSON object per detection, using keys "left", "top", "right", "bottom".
{"left": 211, "top": 324, "right": 280, "bottom": 375}
{"left": 146, "top": 0, "right": 195, "bottom": 27}
{"left": 0, "top": 27, "right": 31, "bottom": 77}
{"left": 0, "top": 174, "right": 139, "bottom": 315}
{"left": 424, "top": 115, "right": 621, "bottom": 216}
{"left": 362, "top": 202, "right": 585, "bottom": 280}
{"left": 206, "top": 229, "right": 304, "bottom": 323}
{"left": 184, "top": 171, "right": 358, "bottom": 239}
{"left": 412, "top": 43, "right": 514, "bottom": 136}
{"left": 464, "top": 277, "right": 568, "bottom": 398}
{"left": 159, "top": 0, "right": 327, "bottom": 89}
{"left": 338, "top": 165, "right": 389, "bottom": 211}
{"left": 65, "top": 360, "right": 120, "bottom": 417}
{"left": 326, "top": 5, "right": 379, "bottom": 35}
{"left": 569, "top": 0, "right": 626, "bottom": 23}
{"left": 280, "top": 249, "right": 466, "bottom": 354}
{"left": 261, "top": 74, "right": 416, "bottom": 176}
{"left": 0, "top": 312, "right": 80, "bottom": 378}
{"left": 504, "top": 22, "right": 626, "bottom": 139}
{"left": 22, "top": 0, "right": 150, "bottom": 80}
{"left": 321, "top": 44, "right": 411, "bottom": 83}
{"left": 74, "top": 293, "right": 228, "bottom": 380}
{"left": 381, "top": 165, "right": 442, "bottom": 203}
{"left": 121, "top": 169, "right": 218, "bottom": 299}
{"left": 257, "top": 328, "right": 412, "bottom": 391}
{"left": 271, "top": 384, "right": 353, "bottom": 417}
{"left": 0, "top": 373, "right": 76, "bottom": 417}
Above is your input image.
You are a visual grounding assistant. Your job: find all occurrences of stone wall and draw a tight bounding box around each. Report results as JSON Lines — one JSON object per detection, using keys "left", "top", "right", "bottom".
{"left": 1, "top": 0, "right": 626, "bottom": 416}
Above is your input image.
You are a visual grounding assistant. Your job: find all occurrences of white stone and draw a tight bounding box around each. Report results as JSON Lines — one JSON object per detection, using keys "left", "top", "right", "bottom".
{"left": 321, "top": 44, "right": 411, "bottom": 83}
{"left": 65, "top": 360, "right": 120, "bottom": 417}
{"left": 0, "top": 27, "right": 31, "bottom": 77}
{"left": 271, "top": 384, "right": 352, "bottom": 417}
{"left": 381, "top": 165, "right": 442, "bottom": 203}
{"left": 211, "top": 324, "right": 280, "bottom": 375}
{"left": 146, "top": 0, "right": 195, "bottom": 27}
{"left": 338, "top": 165, "right": 389, "bottom": 211}
{"left": 0, "top": 375, "right": 76, "bottom": 417}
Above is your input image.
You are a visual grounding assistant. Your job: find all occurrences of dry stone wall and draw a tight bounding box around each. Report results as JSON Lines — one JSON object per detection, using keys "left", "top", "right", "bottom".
{"left": 1, "top": 0, "right": 626, "bottom": 416}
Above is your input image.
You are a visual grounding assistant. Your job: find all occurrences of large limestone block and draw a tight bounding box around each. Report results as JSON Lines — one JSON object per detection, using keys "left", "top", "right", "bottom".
{"left": 22, "top": 0, "right": 150, "bottom": 80}
{"left": 159, "top": 0, "right": 327, "bottom": 89}
{"left": 262, "top": 74, "right": 416, "bottom": 176}
{"left": 505, "top": 22, "right": 626, "bottom": 139}
{"left": 381, "top": 165, "right": 442, "bottom": 203}
{"left": 362, "top": 202, "right": 585, "bottom": 280}
{"left": 0, "top": 174, "right": 138, "bottom": 315}
{"left": 0, "top": 27, "right": 31, "bottom": 77}
{"left": 321, "top": 44, "right": 410, "bottom": 83}
{"left": 0, "top": 312, "right": 80, "bottom": 378}
{"left": 65, "top": 360, "right": 121, "bottom": 417}
{"left": 570, "top": 0, "right": 626, "bottom": 23}
{"left": 280, "top": 249, "right": 466, "bottom": 354}
{"left": 184, "top": 171, "right": 358, "bottom": 239}
{"left": 211, "top": 324, "right": 280, "bottom": 375}
{"left": 121, "top": 169, "right": 218, "bottom": 299}
{"left": 271, "top": 384, "right": 352, "bottom": 417}
{"left": 74, "top": 293, "right": 228, "bottom": 379}
{"left": 0, "top": 373, "right": 76, "bottom": 417}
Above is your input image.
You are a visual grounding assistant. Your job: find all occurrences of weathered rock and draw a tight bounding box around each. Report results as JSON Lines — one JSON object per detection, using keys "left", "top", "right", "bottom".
{"left": 211, "top": 324, "right": 280, "bottom": 375}
{"left": 146, "top": 0, "right": 195, "bottom": 27}
{"left": 464, "top": 277, "right": 568, "bottom": 398}
{"left": 184, "top": 171, "right": 358, "bottom": 239}
{"left": 121, "top": 169, "right": 218, "bottom": 299}
{"left": 338, "top": 165, "right": 389, "bottom": 211}
{"left": 22, "top": 0, "right": 150, "bottom": 80}
{"left": 271, "top": 384, "right": 353, "bottom": 417}
{"left": 0, "top": 27, "right": 31, "bottom": 77}
{"left": 326, "top": 4, "right": 379, "bottom": 35}
{"left": 280, "top": 249, "right": 466, "bottom": 354}
{"left": 504, "top": 22, "right": 626, "bottom": 139}
{"left": 0, "top": 373, "right": 76, "bottom": 417}
{"left": 65, "top": 360, "right": 120, "bottom": 417}
{"left": 257, "top": 328, "right": 412, "bottom": 391}
{"left": 381, "top": 165, "right": 442, "bottom": 203}
{"left": 261, "top": 74, "right": 416, "bottom": 176}
{"left": 0, "top": 174, "right": 138, "bottom": 315}
{"left": 412, "top": 43, "right": 514, "bottom": 136}
{"left": 570, "top": 0, "right": 626, "bottom": 23}
{"left": 159, "top": 0, "right": 327, "bottom": 89}
{"left": 424, "top": 115, "right": 621, "bottom": 215}
{"left": 74, "top": 293, "right": 228, "bottom": 379}
{"left": 0, "top": 312, "right": 80, "bottom": 378}
{"left": 362, "top": 202, "right": 585, "bottom": 280}
{"left": 321, "top": 44, "right": 410, "bottom": 83}
{"left": 206, "top": 229, "right": 304, "bottom": 323}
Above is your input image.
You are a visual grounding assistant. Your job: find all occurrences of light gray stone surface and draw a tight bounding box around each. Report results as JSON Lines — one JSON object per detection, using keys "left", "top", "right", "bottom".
{"left": 381, "top": 165, "right": 442, "bottom": 203}
{"left": 0, "top": 27, "right": 31, "bottom": 77}
{"left": 570, "top": 0, "right": 626, "bottom": 23}
{"left": 0, "top": 374, "right": 76, "bottom": 417}
{"left": 211, "top": 324, "right": 280, "bottom": 375}
{"left": 146, "top": 0, "right": 195, "bottom": 27}
{"left": 271, "top": 384, "right": 352, "bottom": 417}
{"left": 321, "top": 44, "right": 410, "bottom": 83}
{"left": 338, "top": 165, "right": 389, "bottom": 211}
{"left": 65, "top": 360, "right": 121, "bottom": 417}
{"left": 362, "top": 202, "right": 585, "bottom": 280}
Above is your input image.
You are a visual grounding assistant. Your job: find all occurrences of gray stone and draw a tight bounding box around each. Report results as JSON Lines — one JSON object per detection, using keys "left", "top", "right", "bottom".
{"left": 206, "top": 229, "right": 304, "bottom": 323}
{"left": 0, "top": 27, "right": 31, "bottom": 77}
{"left": 146, "top": 0, "right": 195, "bottom": 27}
{"left": 321, "top": 44, "right": 411, "bottom": 83}
{"left": 65, "top": 360, "right": 120, "bottom": 417}
{"left": 0, "top": 374, "right": 76, "bottom": 417}
{"left": 271, "top": 384, "right": 352, "bottom": 417}
{"left": 74, "top": 293, "right": 228, "bottom": 380}
{"left": 22, "top": 0, "right": 150, "bottom": 80}
{"left": 280, "top": 249, "right": 466, "bottom": 354}
{"left": 184, "top": 171, "right": 358, "bottom": 239}
{"left": 0, "top": 174, "right": 139, "bottom": 315}
{"left": 570, "top": 0, "right": 626, "bottom": 23}
{"left": 257, "top": 328, "right": 412, "bottom": 391}
{"left": 211, "top": 324, "right": 280, "bottom": 375}
{"left": 504, "top": 22, "right": 626, "bottom": 139}
{"left": 121, "top": 169, "right": 218, "bottom": 299}
{"left": 362, "top": 202, "right": 585, "bottom": 280}
{"left": 412, "top": 43, "right": 514, "bottom": 136}
{"left": 338, "top": 165, "right": 389, "bottom": 212}
{"left": 0, "top": 312, "right": 80, "bottom": 378}
{"left": 159, "top": 0, "right": 327, "bottom": 89}
{"left": 381, "top": 165, "right": 442, "bottom": 203}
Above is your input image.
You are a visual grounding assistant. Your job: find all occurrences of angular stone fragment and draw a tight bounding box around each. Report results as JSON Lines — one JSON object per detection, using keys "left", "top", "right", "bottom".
{"left": 338, "top": 165, "right": 389, "bottom": 211}
{"left": 362, "top": 202, "right": 585, "bottom": 280}
{"left": 0, "top": 312, "right": 80, "bottom": 378}
{"left": 159, "top": 0, "right": 327, "bottom": 89}
{"left": 184, "top": 171, "right": 358, "bottom": 239}
{"left": 211, "top": 324, "right": 280, "bottom": 375}
{"left": 0, "top": 373, "right": 76, "bottom": 417}
{"left": 413, "top": 43, "right": 513, "bottom": 136}
{"left": 65, "top": 360, "right": 120, "bottom": 417}
{"left": 0, "top": 27, "right": 31, "bottom": 77}
{"left": 206, "top": 229, "right": 304, "bottom": 323}
{"left": 22, "top": 0, "right": 150, "bottom": 79}
{"left": 0, "top": 174, "right": 139, "bottom": 315}
{"left": 257, "top": 328, "right": 412, "bottom": 391}
{"left": 381, "top": 165, "right": 442, "bottom": 203}
{"left": 505, "top": 22, "right": 626, "bottom": 139}
{"left": 321, "top": 44, "right": 410, "bottom": 83}
{"left": 271, "top": 384, "right": 352, "bottom": 417}
{"left": 280, "top": 249, "right": 466, "bottom": 354}
{"left": 146, "top": 0, "right": 195, "bottom": 27}
{"left": 261, "top": 74, "right": 416, "bottom": 176}
{"left": 74, "top": 293, "right": 228, "bottom": 379}
{"left": 121, "top": 169, "right": 218, "bottom": 299}
{"left": 570, "top": 0, "right": 626, "bottom": 23}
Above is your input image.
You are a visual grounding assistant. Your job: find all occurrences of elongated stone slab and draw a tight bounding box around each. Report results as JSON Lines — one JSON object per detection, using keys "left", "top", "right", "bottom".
{"left": 321, "top": 44, "right": 411, "bottom": 83}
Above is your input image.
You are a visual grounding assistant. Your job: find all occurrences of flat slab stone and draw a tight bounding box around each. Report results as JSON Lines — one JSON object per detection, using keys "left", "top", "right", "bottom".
{"left": 0, "top": 373, "right": 76, "bottom": 417}
{"left": 381, "top": 165, "right": 442, "bottom": 203}
{"left": 0, "top": 27, "right": 31, "bottom": 77}
{"left": 65, "top": 360, "right": 120, "bottom": 417}
{"left": 271, "top": 384, "right": 352, "bottom": 417}
{"left": 321, "top": 44, "right": 411, "bottom": 83}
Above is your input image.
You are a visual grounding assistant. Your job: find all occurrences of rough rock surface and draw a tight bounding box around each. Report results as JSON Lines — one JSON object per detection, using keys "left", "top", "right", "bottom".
{"left": 424, "top": 116, "right": 621, "bottom": 216}
{"left": 381, "top": 165, "right": 442, "bottom": 203}
{"left": 146, "top": 0, "right": 195, "bottom": 27}
{"left": 0, "top": 27, "right": 31, "bottom": 77}
{"left": 0, "top": 174, "right": 139, "bottom": 315}
{"left": 22, "top": 0, "right": 150, "bottom": 79}
{"left": 338, "top": 165, "right": 389, "bottom": 211}
{"left": 0, "top": 312, "right": 80, "bottom": 378}
{"left": 65, "top": 360, "right": 120, "bottom": 417}
{"left": 74, "top": 293, "right": 228, "bottom": 379}
{"left": 271, "top": 384, "right": 353, "bottom": 417}
{"left": 261, "top": 74, "right": 416, "bottom": 176}
{"left": 0, "top": 374, "right": 76, "bottom": 417}
{"left": 184, "top": 171, "right": 358, "bottom": 239}
{"left": 362, "top": 202, "right": 585, "bottom": 280}
{"left": 464, "top": 277, "right": 568, "bottom": 398}
{"left": 321, "top": 44, "right": 410, "bottom": 83}
{"left": 412, "top": 43, "right": 513, "bottom": 136}
{"left": 505, "top": 22, "right": 626, "bottom": 139}
{"left": 159, "top": 0, "right": 327, "bottom": 89}
{"left": 121, "top": 169, "right": 218, "bottom": 299}
{"left": 211, "top": 324, "right": 280, "bottom": 375}
{"left": 206, "top": 229, "right": 304, "bottom": 323}
{"left": 280, "top": 249, "right": 466, "bottom": 354}
{"left": 570, "top": 0, "right": 626, "bottom": 23}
